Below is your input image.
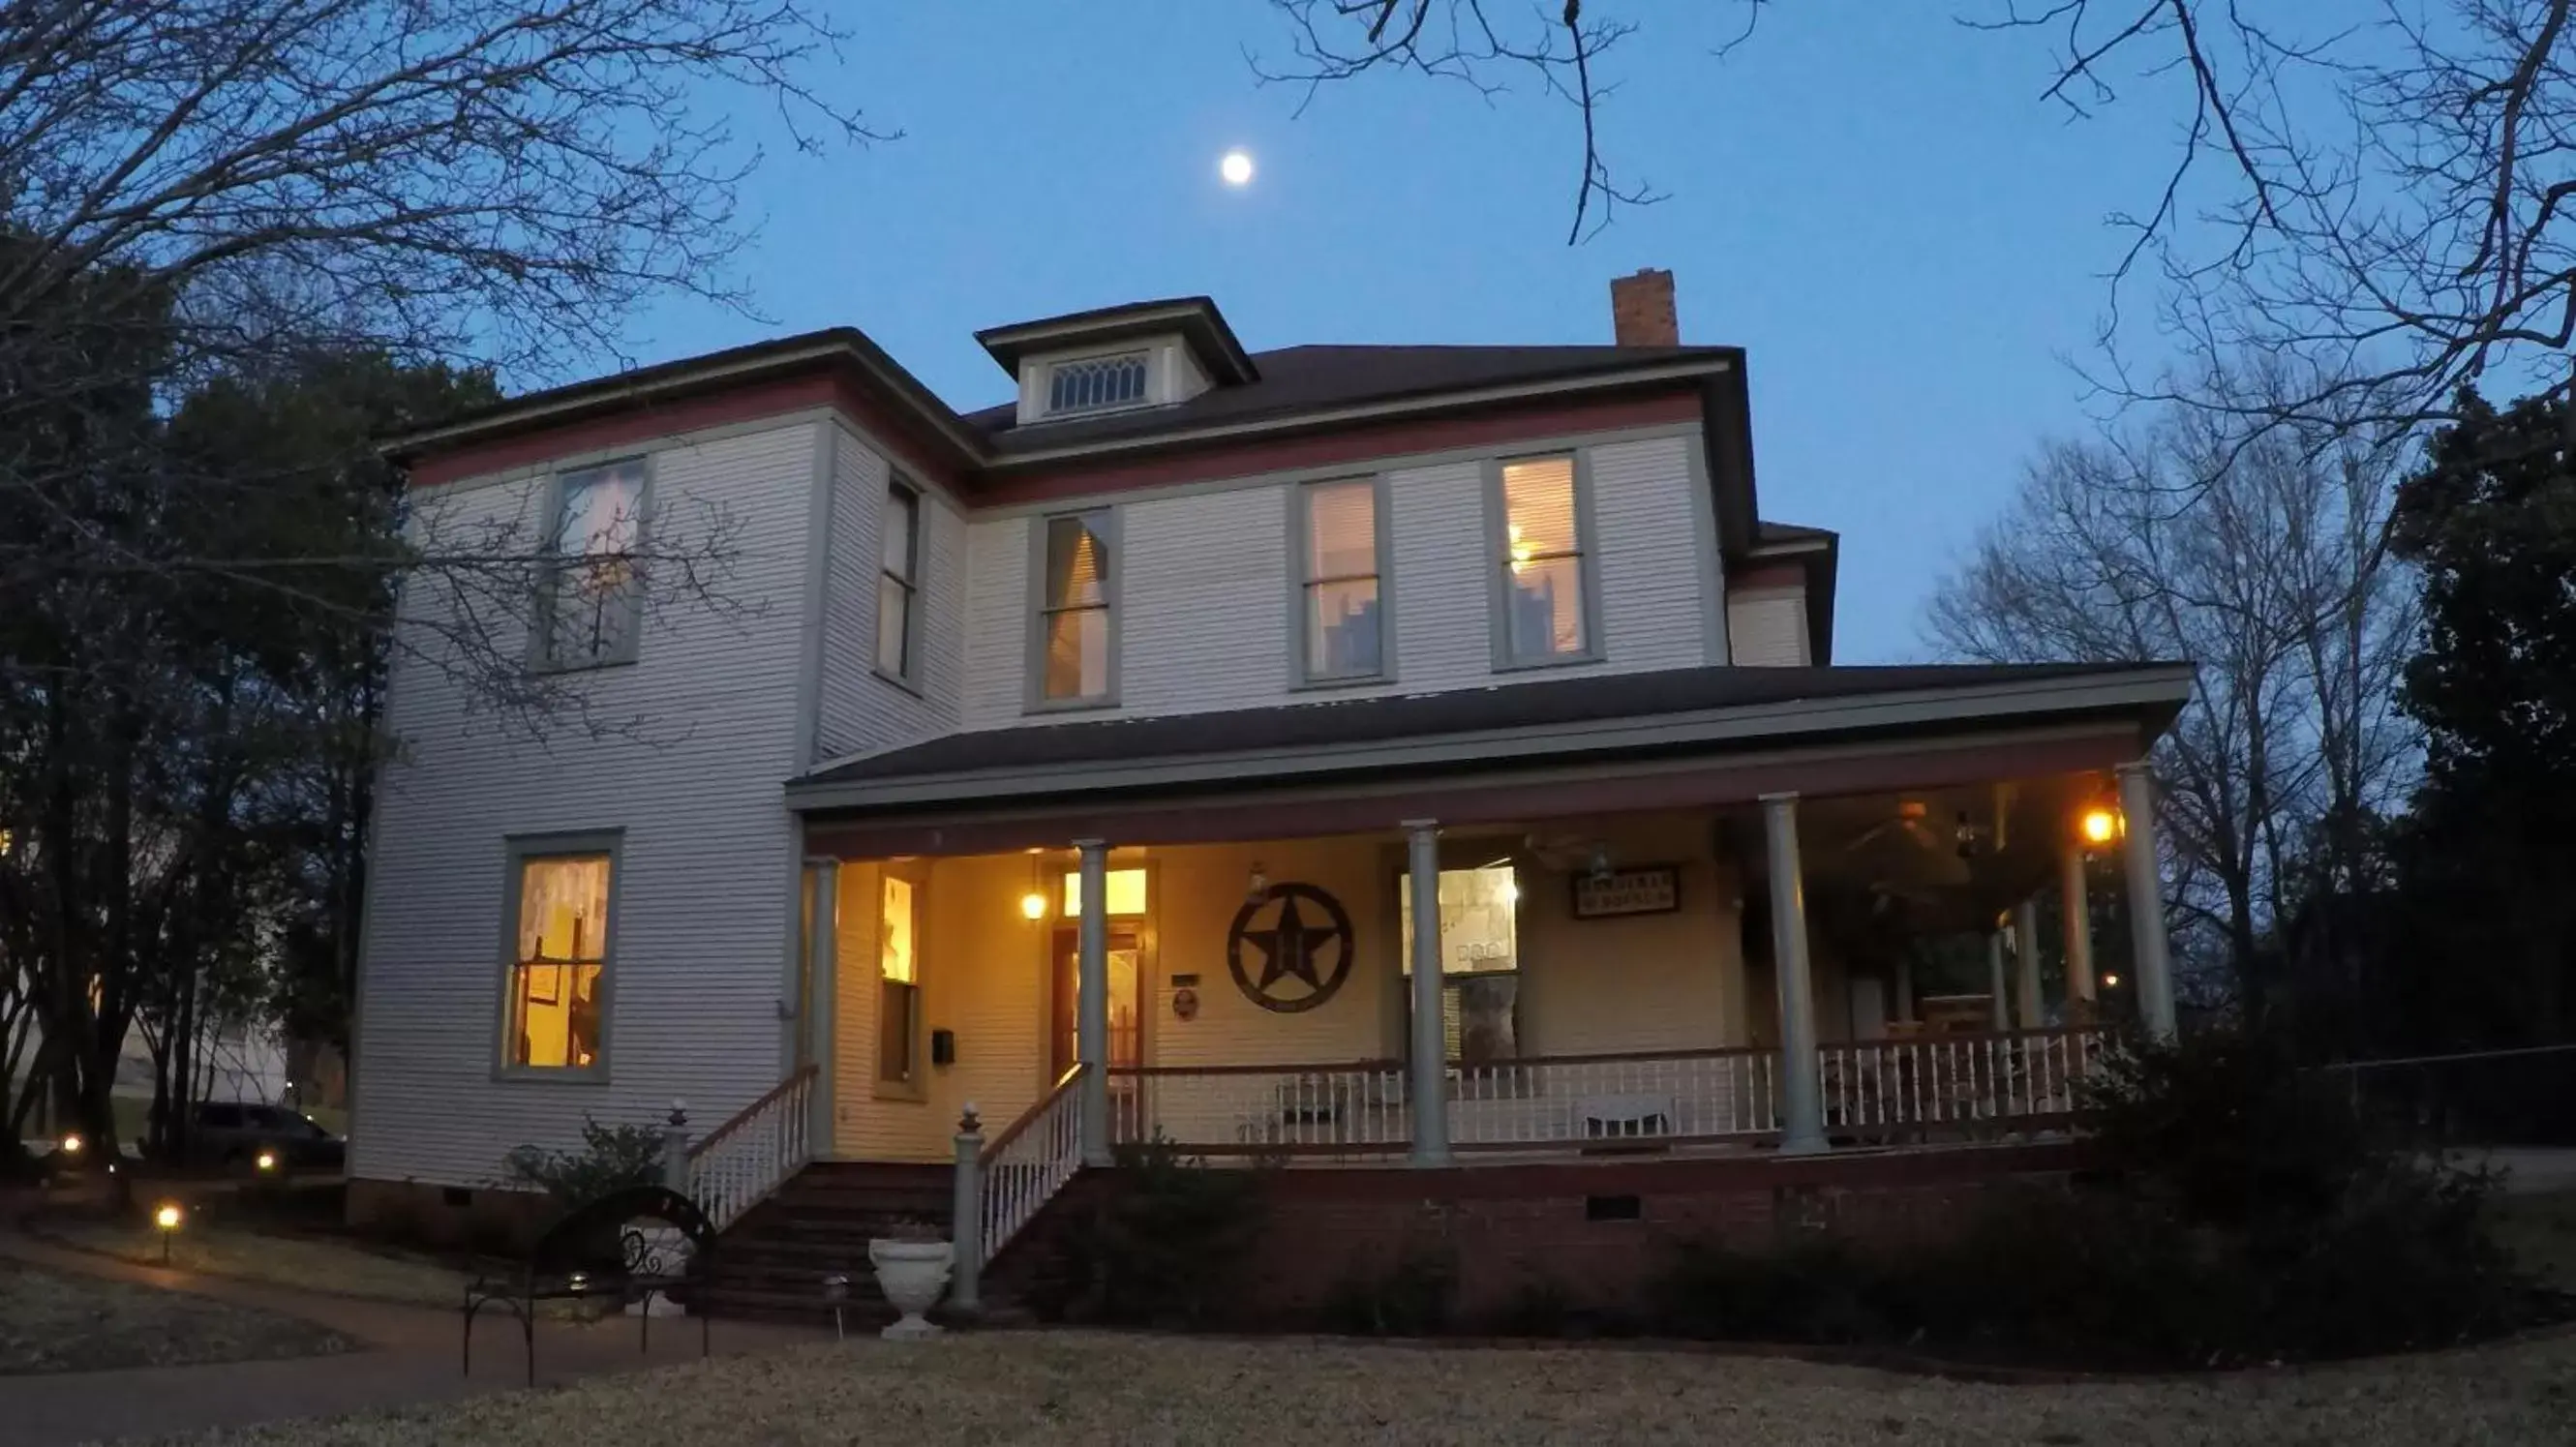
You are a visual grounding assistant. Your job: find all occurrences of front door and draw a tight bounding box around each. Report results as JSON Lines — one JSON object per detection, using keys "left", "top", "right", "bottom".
{"left": 1052, "top": 923, "right": 1143, "bottom": 1077}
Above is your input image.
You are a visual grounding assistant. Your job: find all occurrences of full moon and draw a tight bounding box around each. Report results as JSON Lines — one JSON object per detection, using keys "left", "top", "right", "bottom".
{"left": 1219, "top": 149, "right": 1256, "bottom": 187}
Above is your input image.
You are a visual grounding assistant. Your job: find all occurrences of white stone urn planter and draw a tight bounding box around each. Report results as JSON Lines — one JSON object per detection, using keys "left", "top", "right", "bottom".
{"left": 867, "top": 1238, "right": 954, "bottom": 1340}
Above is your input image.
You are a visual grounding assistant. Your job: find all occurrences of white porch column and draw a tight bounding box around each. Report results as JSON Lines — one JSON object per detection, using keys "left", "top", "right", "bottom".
{"left": 1985, "top": 929, "right": 2010, "bottom": 1030}
{"left": 2012, "top": 898, "right": 2045, "bottom": 1031}
{"left": 1404, "top": 820, "right": 1452, "bottom": 1167}
{"left": 803, "top": 859, "right": 839, "bottom": 1151}
{"left": 1762, "top": 795, "right": 1828, "bottom": 1155}
{"left": 2060, "top": 845, "right": 2097, "bottom": 1011}
{"left": 2116, "top": 762, "right": 2178, "bottom": 1037}
{"left": 1075, "top": 838, "right": 1113, "bottom": 1166}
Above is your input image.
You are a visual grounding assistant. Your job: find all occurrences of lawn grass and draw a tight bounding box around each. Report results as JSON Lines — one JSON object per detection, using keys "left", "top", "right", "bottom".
{"left": 139, "top": 1327, "right": 2576, "bottom": 1446}
{"left": 0, "top": 1258, "right": 350, "bottom": 1374}
{"left": 37, "top": 1218, "right": 471, "bottom": 1309}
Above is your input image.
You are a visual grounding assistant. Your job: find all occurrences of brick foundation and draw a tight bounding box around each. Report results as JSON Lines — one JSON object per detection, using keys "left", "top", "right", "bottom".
{"left": 1011, "top": 1141, "right": 2085, "bottom": 1327}
{"left": 347, "top": 1176, "right": 554, "bottom": 1253}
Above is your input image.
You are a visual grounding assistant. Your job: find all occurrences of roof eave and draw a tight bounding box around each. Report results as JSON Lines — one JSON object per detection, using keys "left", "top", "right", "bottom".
{"left": 784, "top": 664, "right": 2196, "bottom": 815}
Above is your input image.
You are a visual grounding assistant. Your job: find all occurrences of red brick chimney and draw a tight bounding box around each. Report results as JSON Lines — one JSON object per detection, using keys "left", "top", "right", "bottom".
{"left": 1610, "top": 267, "right": 1679, "bottom": 347}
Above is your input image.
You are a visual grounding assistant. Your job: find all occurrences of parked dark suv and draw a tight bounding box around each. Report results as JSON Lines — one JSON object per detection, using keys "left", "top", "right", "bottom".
{"left": 188, "top": 1101, "right": 346, "bottom": 1173}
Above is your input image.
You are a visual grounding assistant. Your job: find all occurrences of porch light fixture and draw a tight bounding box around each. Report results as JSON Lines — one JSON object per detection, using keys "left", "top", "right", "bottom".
{"left": 1587, "top": 845, "right": 1615, "bottom": 885}
{"left": 2079, "top": 807, "right": 2122, "bottom": 846}
{"left": 1246, "top": 862, "right": 1269, "bottom": 905}
{"left": 1019, "top": 890, "right": 1047, "bottom": 920}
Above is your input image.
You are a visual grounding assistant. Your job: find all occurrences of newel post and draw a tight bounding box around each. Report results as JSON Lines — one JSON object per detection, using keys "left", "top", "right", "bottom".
{"left": 950, "top": 1103, "right": 985, "bottom": 1313}
{"left": 661, "top": 1100, "right": 691, "bottom": 1194}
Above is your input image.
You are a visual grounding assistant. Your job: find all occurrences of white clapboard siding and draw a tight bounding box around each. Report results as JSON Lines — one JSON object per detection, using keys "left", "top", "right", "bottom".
{"left": 353, "top": 423, "right": 818, "bottom": 1189}
{"left": 1727, "top": 586, "right": 1811, "bottom": 666}
{"left": 812, "top": 424, "right": 964, "bottom": 762}
{"left": 955, "top": 431, "right": 1720, "bottom": 728}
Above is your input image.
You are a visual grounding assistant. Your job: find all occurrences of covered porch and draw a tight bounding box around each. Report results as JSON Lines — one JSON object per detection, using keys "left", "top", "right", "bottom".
{"left": 782, "top": 663, "right": 2192, "bottom": 1197}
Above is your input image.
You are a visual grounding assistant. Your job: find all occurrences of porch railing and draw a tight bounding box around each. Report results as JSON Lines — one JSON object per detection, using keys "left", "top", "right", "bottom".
{"left": 1107, "top": 1046, "right": 1781, "bottom": 1156}
{"left": 683, "top": 1064, "right": 818, "bottom": 1231}
{"left": 1447, "top": 1046, "right": 1780, "bottom": 1148}
{"left": 1818, "top": 1026, "right": 2110, "bottom": 1136}
{"left": 979, "top": 1064, "right": 1089, "bottom": 1259}
{"left": 1111, "top": 1061, "right": 1412, "bottom": 1156}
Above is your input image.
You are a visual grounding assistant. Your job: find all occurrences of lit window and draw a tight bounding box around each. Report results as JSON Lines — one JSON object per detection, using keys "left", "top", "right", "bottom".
{"left": 878, "top": 483, "right": 921, "bottom": 679}
{"left": 507, "top": 854, "right": 610, "bottom": 1070}
{"left": 1046, "top": 352, "right": 1149, "bottom": 414}
{"left": 1038, "top": 511, "right": 1113, "bottom": 703}
{"left": 880, "top": 876, "right": 921, "bottom": 1086}
{"left": 1060, "top": 868, "right": 1149, "bottom": 917}
{"left": 1497, "top": 455, "right": 1590, "bottom": 663}
{"left": 540, "top": 460, "right": 648, "bottom": 668}
{"left": 1300, "top": 480, "right": 1384, "bottom": 680}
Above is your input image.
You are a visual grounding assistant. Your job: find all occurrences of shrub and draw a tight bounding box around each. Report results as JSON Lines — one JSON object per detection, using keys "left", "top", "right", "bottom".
{"left": 1042, "top": 1134, "right": 1264, "bottom": 1328}
{"left": 1321, "top": 1238, "right": 1458, "bottom": 1337}
{"left": 501, "top": 1116, "right": 665, "bottom": 1208}
{"left": 1647, "top": 1026, "right": 2544, "bottom": 1369}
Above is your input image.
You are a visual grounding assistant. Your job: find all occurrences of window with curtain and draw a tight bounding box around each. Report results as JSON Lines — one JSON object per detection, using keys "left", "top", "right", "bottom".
{"left": 880, "top": 875, "right": 921, "bottom": 1086}
{"left": 877, "top": 483, "right": 921, "bottom": 678}
{"left": 540, "top": 459, "right": 648, "bottom": 668}
{"left": 1497, "top": 455, "right": 1590, "bottom": 663}
{"left": 1039, "top": 511, "right": 1113, "bottom": 702}
{"left": 1301, "top": 479, "right": 1383, "bottom": 680}
{"left": 1398, "top": 863, "right": 1522, "bottom": 1066}
{"left": 507, "top": 854, "right": 611, "bottom": 1070}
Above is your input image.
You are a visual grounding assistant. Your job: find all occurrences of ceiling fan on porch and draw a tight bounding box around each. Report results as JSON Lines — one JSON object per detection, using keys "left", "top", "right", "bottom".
{"left": 1839, "top": 800, "right": 1973, "bottom": 894}
{"left": 1520, "top": 832, "right": 1617, "bottom": 882}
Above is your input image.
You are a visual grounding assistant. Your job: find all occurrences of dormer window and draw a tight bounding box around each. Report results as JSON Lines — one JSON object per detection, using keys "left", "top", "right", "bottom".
{"left": 1046, "top": 352, "right": 1151, "bottom": 415}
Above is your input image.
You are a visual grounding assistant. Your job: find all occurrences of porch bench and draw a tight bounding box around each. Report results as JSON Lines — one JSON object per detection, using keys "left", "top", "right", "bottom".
{"left": 1575, "top": 1093, "right": 1676, "bottom": 1140}
{"left": 462, "top": 1183, "right": 717, "bottom": 1386}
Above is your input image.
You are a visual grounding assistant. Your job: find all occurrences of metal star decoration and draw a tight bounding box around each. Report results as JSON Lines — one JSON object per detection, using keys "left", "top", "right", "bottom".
{"left": 1227, "top": 883, "right": 1356, "bottom": 1012}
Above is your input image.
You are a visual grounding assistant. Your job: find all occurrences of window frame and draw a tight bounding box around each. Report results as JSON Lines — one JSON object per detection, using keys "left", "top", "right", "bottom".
{"left": 1483, "top": 450, "right": 1606, "bottom": 671}
{"left": 875, "top": 865, "right": 928, "bottom": 1100}
{"left": 493, "top": 829, "right": 624, "bottom": 1083}
{"left": 530, "top": 457, "right": 653, "bottom": 673}
{"left": 1023, "top": 507, "right": 1122, "bottom": 711}
{"left": 1288, "top": 474, "right": 1398, "bottom": 688}
{"left": 874, "top": 477, "right": 925, "bottom": 690}
{"left": 1043, "top": 350, "right": 1153, "bottom": 417}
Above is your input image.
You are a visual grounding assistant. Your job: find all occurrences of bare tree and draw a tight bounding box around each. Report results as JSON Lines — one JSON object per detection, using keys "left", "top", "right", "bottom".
{"left": 1926, "top": 361, "right": 2418, "bottom": 1011}
{"left": 1256, "top": 0, "right": 1674, "bottom": 242}
{"left": 1977, "top": 1, "right": 2576, "bottom": 440}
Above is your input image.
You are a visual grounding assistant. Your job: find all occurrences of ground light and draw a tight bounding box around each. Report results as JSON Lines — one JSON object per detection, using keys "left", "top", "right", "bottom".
{"left": 256, "top": 1149, "right": 279, "bottom": 1174}
{"left": 154, "top": 1202, "right": 182, "bottom": 1263}
{"left": 58, "top": 1132, "right": 81, "bottom": 1158}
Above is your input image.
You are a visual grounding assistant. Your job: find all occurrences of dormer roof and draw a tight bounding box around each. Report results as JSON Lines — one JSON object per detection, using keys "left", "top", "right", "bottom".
{"left": 973, "top": 296, "right": 1258, "bottom": 386}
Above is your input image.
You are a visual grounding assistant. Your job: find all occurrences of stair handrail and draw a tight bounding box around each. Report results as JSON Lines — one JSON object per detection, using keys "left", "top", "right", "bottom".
{"left": 975, "top": 1064, "right": 1089, "bottom": 1262}
{"left": 684, "top": 1063, "right": 821, "bottom": 1231}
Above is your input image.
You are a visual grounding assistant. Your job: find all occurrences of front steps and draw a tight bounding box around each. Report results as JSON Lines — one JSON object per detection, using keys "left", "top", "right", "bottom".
{"left": 698, "top": 1161, "right": 955, "bottom": 1327}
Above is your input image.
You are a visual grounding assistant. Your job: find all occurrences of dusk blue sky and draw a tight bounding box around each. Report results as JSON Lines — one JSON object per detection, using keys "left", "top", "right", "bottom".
{"left": 616, "top": 4, "right": 2204, "bottom": 663}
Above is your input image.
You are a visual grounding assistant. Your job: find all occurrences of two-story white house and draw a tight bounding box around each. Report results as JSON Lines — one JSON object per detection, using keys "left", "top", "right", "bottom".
{"left": 353, "top": 270, "right": 2190, "bottom": 1301}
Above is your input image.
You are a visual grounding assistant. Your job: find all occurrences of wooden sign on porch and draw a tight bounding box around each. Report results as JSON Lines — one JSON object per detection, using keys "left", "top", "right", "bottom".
{"left": 1570, "top": 865, "right": 1680, "bottom": 919}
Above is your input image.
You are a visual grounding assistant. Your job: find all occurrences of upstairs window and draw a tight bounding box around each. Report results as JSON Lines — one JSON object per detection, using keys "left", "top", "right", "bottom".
{"left": 1036, "top": 510, "right": 1115, "bottom": 704}
{"left": 1046, "top": 352, "right": 1149, "bottom": 415}
{"left": 877, "top": 482, "right": 922, "bottom": 681}
{"left": 1298, "top": 478, "right": 1387, "bottom": 682}
{"left": 1492, "top": 454, "right": 1594, "bottom": 665}
{"left": 538, "top": 459, "right": 648, "bottom": 669}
